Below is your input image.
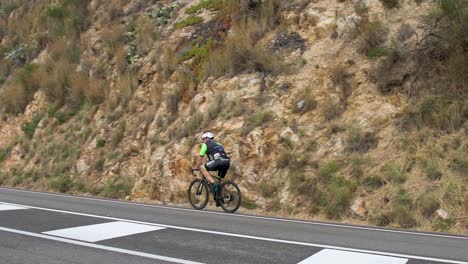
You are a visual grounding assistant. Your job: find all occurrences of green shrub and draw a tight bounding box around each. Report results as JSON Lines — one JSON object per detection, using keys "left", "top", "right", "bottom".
{"left": 21, "top": 113, "right": 43, "bottom": 139}
{"left": 265, "top": 198, "right": 281, "bottom": 211}
{"left": 93, "top": 157, "right": 105, "bottom": 172}
{"left": 386, "top": 188, "right": 417, "bottom": 228}
{"left": 433, "top": 217, "right": 456, "bottom": 231}
{"left": 355, "top": 20, "right": 388, "bottom": 55}
{"left": 422, "top": 159, "right": 442, "bottom": 180}
{"left": 249, "top": 111, "right": 274, "bottom": 126}
{"left": 374, "top": 213, "right": 392, "bottom": 226}
{"left": 318, "top": 161, "right": 340, "bottom": 182}
{"left": 319, "top": 177, "right": 356, "bottom": 219}
{"left": 174, "top": 15, "right": 203, "bottom": 29}
{"left": 390, "top": 206, "right": 417, "bottom": 228}
{"left": 149, "top": 2, "right": 180, "bottom": 26}
{"left": 464, "top": 192, "right": 468, "bottom": 214}
{"left": 96, "top": 138, "right": 106, "bottom": 148}
{"left": 367, "top": 46, "right": 394, "bottom": 59}
{"left": 398, "top": 96, "right": 465, "bottom": 132}
{"left": 102, "top": 176, "right": 132, "bottom": 199}
{"left": 54, "top": 110, "right": 76, "bottom": 124}
{"left": 379, "top": 0, "right": 399, "bottom": 9}
{"left": 289, "top": 171, "right": 312, "bottom": 195}
{"left": 346, "top": 123, "right": 377, "bottom": 153}
{"left": 277, "top": 152, "right": 292, "bottom": 168}
{"left": 384, "top": 163, "right": 406, "bottom": 184}
{"left": 179, "top": 38, "right": 217, "bottom": 64}
{"left": 186, "top": 0, "right": 225, "bottom": 14}
{"left": 417, "top": 194, "right": 440, "bottom": 217}
{"left": 450, "top": 150, "right": 468, "bottom": 176}
{"left": 110, "top": 121, "right": 126, "bottom": 148}
{"left": 0, "top": 145, "right": 13, "bottom": 162}
{"left": 278, "top": 152, "right": 309, "bottom": 169}
{"left": 46, "top": 5, "right": 67, "bottom": 19}
{"left": 260, "top": 183, "right": 278, "bottom": 198}
{"left": 241, "top": 110, "right": 274, "bottom": 135}
{"left": 12, "top": 175, "right": 23, "bottom": 186}
{"left": 241, "top": 197, "right": 257, "bottom": 210}
{"left": 362, "top": 175, "right": 385, "bottom": 189}
{"left": 349, "top": 155, "right": 368, "bottom": 178}
{"left": 354, "top": 1, "right": 369, "bottom": 17}
{"left": 291, "top": 88, "right": 316, "bottom": 114}
{"left": 49, "top": 175, "right": 71, "bottom": 193}
{"left": 394, "top": 188, "right": 412, "bottom": 208}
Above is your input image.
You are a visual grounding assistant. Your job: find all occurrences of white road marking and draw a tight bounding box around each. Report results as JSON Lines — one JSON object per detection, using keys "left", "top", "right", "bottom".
{"left": 43, "top": 221, "right": 165, "bottom": 242}
{"left": 298, "top": 249, "right": 408, "bottom": 264}
{"left": 0, "top": 204, "right": 27, "bottom": 211}
{"left": 1, "top": 201, "right": 467, "bottom": 264}
{"left": 1, "top": 187, "right": 466, "bottom": 241}
{"left": 0, "top": 227, "right": 204, "bottom": 264}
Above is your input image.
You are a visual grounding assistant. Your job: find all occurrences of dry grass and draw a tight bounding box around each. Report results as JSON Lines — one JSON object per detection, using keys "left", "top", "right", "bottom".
{"left": 291, "top": 88, "right": 316, "bottom": 114}
{"left": 206, "top": 28, "right": 282, "bottom": 76}
{"left": 0, "top": 82, "right": 27, "bottom": 114}
{"left": 101, "top": 25, "right": 125, "bottom": 58}
{"left": 398, "top": 95, "right": 467, "bottom": 133}
{"left": 383, "top": 162, "right": 407, "bottom": 184}
{"left": 229, "top": 0, "right": 280, "bottom": 31}
{"left": 345, "top": 122, "right": 378, "bottom": 153}
{"left": 117, "top": 71, "right": 138, "bottom": 107}
{"left": 320, "top": 97, "right": 342, "bottom": 121}
{"left": 41, "top": 59, "right": 73, "bottom": 105}
{"left": 69, "top": 69, "right": 106, "bottom": 104}
{"left": 379, "top": 0, "right": 399, "bottom": 9}
{"left": 353, "top": 18, "right": 388, "bottom": 55}
{"left": 160, "top": 47, "right": 177, "bottom": 80}
{"left": 136, "top": 15, "right": 159, "bottom": 55}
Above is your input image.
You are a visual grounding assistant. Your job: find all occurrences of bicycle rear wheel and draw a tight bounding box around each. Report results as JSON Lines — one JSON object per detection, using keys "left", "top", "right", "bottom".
{"left": 219, "top": 181, "right": 241, "bottom": 213}
{"left": 188, "top": 179, "right": 209, "bottom": 210}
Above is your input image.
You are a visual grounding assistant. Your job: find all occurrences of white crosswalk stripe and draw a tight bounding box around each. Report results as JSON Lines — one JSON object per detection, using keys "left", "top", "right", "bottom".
{"left": 299, "top": 249, "right": 408, "bottom": 264}
{"left": 0, "top": 204, "right": 28, "bottom": 211}
{"left": 43, "top": 221, "right": 165, "bottom": 242}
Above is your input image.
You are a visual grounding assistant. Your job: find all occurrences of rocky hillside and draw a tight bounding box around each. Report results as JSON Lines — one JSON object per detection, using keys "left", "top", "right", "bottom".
{"left": 0, "top": 0, "right": 466, "bottom": 233}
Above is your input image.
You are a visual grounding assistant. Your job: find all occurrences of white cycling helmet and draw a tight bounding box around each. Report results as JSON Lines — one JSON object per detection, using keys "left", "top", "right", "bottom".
{"left": 202, "top": 131, "right": 214, "bottom": 139}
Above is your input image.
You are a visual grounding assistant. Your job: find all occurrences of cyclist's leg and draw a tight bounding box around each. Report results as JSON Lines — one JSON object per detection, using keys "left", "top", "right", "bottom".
{"left": 217, "top": 159, "right": 230, "bottom": 178}
{"left": 201, "top": 160, "right": 216, "bottom": 184}
{"left": 203, "top": 160, "right": 222, "bottom": 196}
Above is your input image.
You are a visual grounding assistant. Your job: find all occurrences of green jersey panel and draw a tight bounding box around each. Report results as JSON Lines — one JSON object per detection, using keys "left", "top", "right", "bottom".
{"left": 199, "top": 143, "right": 208, "bottom": 157}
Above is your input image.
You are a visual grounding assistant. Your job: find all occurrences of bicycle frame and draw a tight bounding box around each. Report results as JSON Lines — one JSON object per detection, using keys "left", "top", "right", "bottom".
{"left": 191, "top": 169, "right": 217, "bottom": 196}
{"left": 189, "top": 169, "right": 241, "bottom": 213}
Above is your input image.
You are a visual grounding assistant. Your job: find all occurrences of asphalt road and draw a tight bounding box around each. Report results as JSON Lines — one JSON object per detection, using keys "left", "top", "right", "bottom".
{"left": 0, "top": 187, "right": 467, "bottom": 264}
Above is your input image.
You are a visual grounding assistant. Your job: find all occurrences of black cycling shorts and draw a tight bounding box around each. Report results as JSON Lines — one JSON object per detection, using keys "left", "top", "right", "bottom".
{"left": 204, "top": 158, "right": 230, "bottom": 178}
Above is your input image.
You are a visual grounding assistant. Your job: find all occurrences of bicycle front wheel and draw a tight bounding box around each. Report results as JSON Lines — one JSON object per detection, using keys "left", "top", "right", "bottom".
{"left": 188, "top": 179, "right": 209, "bottom": 210}
{"left": 220, "top": 181, "right": 241, "bottom": 213}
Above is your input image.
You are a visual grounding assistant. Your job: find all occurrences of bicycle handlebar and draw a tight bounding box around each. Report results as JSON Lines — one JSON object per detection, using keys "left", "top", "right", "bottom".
{"left": 191, "top": 168, "right": 200, "bottom": 176}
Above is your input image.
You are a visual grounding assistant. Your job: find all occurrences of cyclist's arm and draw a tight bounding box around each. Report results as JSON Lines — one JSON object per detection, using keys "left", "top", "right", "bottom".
{"left": 196, "top": 143, "right": 207, "bottom": 169}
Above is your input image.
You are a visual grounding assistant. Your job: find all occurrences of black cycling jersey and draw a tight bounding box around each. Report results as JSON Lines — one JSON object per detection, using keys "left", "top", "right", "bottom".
{"left": 200, "top": 140, "right": 229, "bottom": 161}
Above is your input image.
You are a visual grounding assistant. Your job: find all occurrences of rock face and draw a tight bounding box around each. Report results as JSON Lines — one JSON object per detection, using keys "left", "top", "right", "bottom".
{"left": 0, "top": 0, "right": 466, "bottom": 233}
{"left": 351, "top": 198, "right": 368, "bottom": 219}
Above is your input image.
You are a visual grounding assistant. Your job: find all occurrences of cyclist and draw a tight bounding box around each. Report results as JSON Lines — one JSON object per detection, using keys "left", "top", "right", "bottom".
{"left": 195, "top": 131, "right": 230, "bottom": 206}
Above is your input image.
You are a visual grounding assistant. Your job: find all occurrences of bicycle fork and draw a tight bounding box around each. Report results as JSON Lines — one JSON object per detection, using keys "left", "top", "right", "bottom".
{"left": 196, "top": 181, "right": 205, "bottom": 196}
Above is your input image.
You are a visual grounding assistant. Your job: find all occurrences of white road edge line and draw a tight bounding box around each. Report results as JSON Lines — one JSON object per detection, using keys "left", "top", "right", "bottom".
{"left": 0, "top": 227, "right": 204, "bottom": 264}
{"left": 2, "top": 201, "right": 467, "bottom": 264}
{"left": 1, "top": 187, "right": 467, "bottom": 241}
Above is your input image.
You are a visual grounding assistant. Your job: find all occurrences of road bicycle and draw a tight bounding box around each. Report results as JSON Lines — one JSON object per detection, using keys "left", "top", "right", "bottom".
{"left": 188, "top": 169, "right": 241, "bottom": 213}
